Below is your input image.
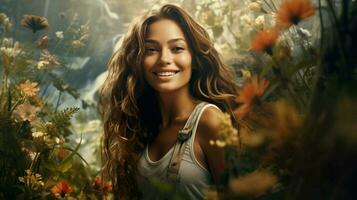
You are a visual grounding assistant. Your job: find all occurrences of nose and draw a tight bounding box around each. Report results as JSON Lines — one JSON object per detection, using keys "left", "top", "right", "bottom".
{"left": 158, "top": 48, "right": 172, "bottom": 65}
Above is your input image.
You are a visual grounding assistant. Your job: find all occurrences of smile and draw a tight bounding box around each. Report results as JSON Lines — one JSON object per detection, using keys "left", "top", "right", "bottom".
{"left": 153, "top": 71, "right": 179, "bottom": 77}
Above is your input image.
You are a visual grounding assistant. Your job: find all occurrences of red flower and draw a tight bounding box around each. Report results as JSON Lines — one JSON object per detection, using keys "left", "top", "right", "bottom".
{"left": 277, "top": 0, "right": 315, "bottom": 28}
{"left": 250, "top": 28, "right": 279, "bottom": 55}
{"left": 93, "top": 176, "right": 112, "bottom": 193}
{"left": 51, "top": 180, "right": 72, "bottom": 198}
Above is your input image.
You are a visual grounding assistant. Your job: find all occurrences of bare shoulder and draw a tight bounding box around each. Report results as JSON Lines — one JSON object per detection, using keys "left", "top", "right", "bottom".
{"left": 196, "top": 104, "right": 227, "bottom": 184}
{"left": 197, "top": 105, "right": 225, "bottom": 138}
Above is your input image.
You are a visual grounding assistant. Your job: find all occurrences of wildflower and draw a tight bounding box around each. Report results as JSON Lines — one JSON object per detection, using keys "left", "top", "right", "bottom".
{"left": 18, "top": 169, "right": 44, "bottom": 191}
{"left": 240, "top": 127, "right": 265, "bottom": 147}
{"left": 3, "top": 17, "right": 12, "bottom": 31}
{"left": 0, "top": 13, "right": 6, "bottom": 22}
{"left": 234, "top": 75, "right": 269, "bottom": 119}
{"left": 55, "top": 31, "right": 64, "bottom": 39}
{"left": 31, "top": 131, "right": 46, "bottom": 138}
{"left": 254, "top": 15, "right": 265, "bottom": 30}
{"left": 240, "top": 69, "right": 251, "bottom": 82}
{"left": 250, "top": 28, "right": 279, "bottom": 55}
{"left": 248, "top": 2, "right": 262, "bottom": 12}
{"left": 37, "top": 60, "right": 50, "bottom": 69}
{"left": 40, "top": 50, "right": 59, "bottom": 67}
{"left": 276, "top": 0, "right": 315, "bottom": 28}
{"left": 71, "top": 40, "right": 84, "bottom": 49}
{"left": 298, "top": 27, "right": 312, "bottom": 38}
{"left": 17, "top": 80, "right": 39, "bottom": 97}
{"left": 1, "top": 40, "right": 21, "bottom": 58}
{"left": 240, "top": 14, "right": 253, "bottom": 25}
{"left": 21, "top": 14, "right": 48, "bottom": 33}
{"left": 209, "top": 113, "right": 238, "bottom": 147}
{"left": 12, "top": 102, "right": 39, "bottom": 122}
{"left": 35, "top": 35, "right": 49, "bottom": 49}
{"left": 51, "top": 180, "right": 72, "bottom": 198}
{"left": 229, "top": 170, "right": 278, "bottom": 197}
{"left": 93, "top": 176, "right": 112, "bottom": 193}
{"left": 0, "top": 13, "right": 12, "bottom": 31}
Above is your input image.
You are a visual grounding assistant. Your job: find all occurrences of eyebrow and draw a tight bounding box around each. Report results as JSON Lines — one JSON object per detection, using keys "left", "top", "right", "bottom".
{"left": 145, "top": 38, "right": 186, "bottom": 44}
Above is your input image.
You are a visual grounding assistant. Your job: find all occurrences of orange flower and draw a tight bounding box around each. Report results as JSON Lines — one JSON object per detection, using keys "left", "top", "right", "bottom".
{"left": 17, "top": 80, "right": 39, "bottom": 97}
{"left": 276, "top": 0, "right": 315, "bottom": 28}
{"left": 51, "top": 180, "right": 72, "bottom": 198}
{"left": 234, "top": 75, "right": 269, "bottom": 119}
{"left": 93, "top": 176, "right": 112, "bottom": 193}
{"left": 250, "top": 28, "right": 279, "bottom": 55}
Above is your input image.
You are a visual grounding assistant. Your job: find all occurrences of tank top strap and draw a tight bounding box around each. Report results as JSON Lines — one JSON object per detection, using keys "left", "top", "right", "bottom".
{"left": 188, "top": 103, "right": 220, "bottom": 144}
{"left": 166, "top": 102, "right": 219, "bottom": 183}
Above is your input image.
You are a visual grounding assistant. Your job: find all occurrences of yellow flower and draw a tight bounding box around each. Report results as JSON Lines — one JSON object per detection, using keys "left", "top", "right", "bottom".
{"left": 21, "top": 14, "right": 48, "bottom": 33}
{"left": 210, "top": 113, "right": 239, "bottom": 147}
{"left": 240, "top": 69, "right": 251, "bottom": 82}
{"left": 37, "top": 60, "right": 50, "bottom": 70}
{"left": 248, "top": 2, "right": 262, "bottom": 12}
{"left": 12, "top": 102, "right": 39, "bottom": 122}
{"left": 276, "top": 0, "right": 315, "bottom": 28}
{"left": 71, "top": 40, "right": 85, "bottom": 49}
{"left": 229, "top": 170, "right": 278, "bottom": 197}
{"left": 17, "top": 80, "right": 39, "bottom": 97}
{"left": 1, "top": 40, "right": 21, "bottom": 58}
{"left": 31, "top": 131, "right": 46, "bottom": 138}
{"left": 18, "top": 169, "right": 44, "bottom": 191}
{"left": 0, "top": 13, "right": 12, "bottom": 31}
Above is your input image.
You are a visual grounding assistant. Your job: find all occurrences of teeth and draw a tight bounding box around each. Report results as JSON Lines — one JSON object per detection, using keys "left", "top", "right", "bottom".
{"left": 155, "top": 71, "right": 177, "bottom": 76}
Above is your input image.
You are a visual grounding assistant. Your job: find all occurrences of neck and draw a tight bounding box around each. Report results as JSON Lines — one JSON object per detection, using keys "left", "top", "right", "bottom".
{"left": 156, "top": 86, "right": 199, "bottom": 128}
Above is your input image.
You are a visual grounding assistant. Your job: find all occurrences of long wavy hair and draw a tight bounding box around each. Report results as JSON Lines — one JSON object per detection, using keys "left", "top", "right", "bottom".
{"left": 99, "top": 4, "right": 239, "bottom": 200}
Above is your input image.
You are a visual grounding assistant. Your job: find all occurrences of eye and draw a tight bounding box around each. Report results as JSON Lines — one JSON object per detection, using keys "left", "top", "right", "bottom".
{"left": 145, "top": 47, "right": 158, "bottom": 54}
{"left": 172, "top": 47, "right": 184, "bottom": 53}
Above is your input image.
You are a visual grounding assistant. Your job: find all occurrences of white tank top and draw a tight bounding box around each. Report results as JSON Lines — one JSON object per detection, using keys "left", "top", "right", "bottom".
{"left": 137, "top": 103, "right": 219, "bottom": 200}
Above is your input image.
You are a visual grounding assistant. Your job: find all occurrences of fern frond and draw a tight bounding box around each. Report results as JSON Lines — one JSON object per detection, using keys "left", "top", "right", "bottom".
{"left": 49, "top": 107, "right": 79, "bottom": 137}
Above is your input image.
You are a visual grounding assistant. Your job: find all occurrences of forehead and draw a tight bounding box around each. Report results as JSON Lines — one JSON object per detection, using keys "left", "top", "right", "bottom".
{"left": 146, "top": 19, "right": 186, "bottom": 40}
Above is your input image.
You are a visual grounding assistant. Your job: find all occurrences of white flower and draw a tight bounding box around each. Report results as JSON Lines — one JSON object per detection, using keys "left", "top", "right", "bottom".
{"left": 1, "top": 41, "right": 21, "bottom": 58}
{"left": 32, "top": 131, "right": 46, "bottom": 138}
{"left": 255, "top": 15, "right": 265, "bottom": 29}
{"left": 299, "top": 27, "right": 312, "bottom": 38}
{"left": 37, "top": 60, "right": 50, "bottom": 69}
{"left": 55, "top": 31, "right": 64, "bottom": 39}
{"left": 240, "top": 14, "right": 253, "bottom": 25}
{"left": 248, "top": 2, "right": 262, "bottom": 12}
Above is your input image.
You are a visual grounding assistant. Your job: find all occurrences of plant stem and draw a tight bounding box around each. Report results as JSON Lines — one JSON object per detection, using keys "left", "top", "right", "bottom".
{"left": 55, "top": 90, "right": 62, "bottom": 112}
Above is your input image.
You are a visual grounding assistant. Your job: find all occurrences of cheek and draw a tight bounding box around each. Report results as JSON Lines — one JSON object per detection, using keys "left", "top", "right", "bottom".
{"left": 176, "top": 53, "right": 192, "bottom": 70}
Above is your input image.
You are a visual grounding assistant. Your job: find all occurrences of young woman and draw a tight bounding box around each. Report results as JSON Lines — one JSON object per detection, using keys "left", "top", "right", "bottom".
{"left": 99, "top": 4, "right": 239, "bottom": 200}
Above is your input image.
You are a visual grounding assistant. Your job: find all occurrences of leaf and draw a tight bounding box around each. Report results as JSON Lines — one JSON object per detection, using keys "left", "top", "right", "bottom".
{"left": 57, "top": 157, "right": 73, "bottom": 173}
{"left": 57, "top": 134, "right": 83, "bottom": 173}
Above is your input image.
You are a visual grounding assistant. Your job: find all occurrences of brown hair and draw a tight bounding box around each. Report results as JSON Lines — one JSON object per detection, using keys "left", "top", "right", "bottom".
{"left": 99, "top": 4, "right": 239, "bottom": 199}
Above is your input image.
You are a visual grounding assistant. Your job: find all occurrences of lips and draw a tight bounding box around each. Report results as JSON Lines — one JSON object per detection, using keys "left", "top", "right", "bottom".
{"left": 153, "top": 70, "right": 179, "bottom": 77}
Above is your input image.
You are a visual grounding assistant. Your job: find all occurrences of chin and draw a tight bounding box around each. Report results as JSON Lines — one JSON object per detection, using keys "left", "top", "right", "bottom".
{"left": 151, "top": 84, "right": 189, "bottom": 94}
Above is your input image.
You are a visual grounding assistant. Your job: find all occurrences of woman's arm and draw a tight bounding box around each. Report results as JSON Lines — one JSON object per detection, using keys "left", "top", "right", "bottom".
{"left": 197, "top": 106, "right": 227, "bottom": 185}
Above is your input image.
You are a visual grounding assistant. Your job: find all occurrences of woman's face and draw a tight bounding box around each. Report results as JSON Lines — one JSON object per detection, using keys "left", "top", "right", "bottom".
{"left": 142, "top": 19, "right": 192, "bottom": 93}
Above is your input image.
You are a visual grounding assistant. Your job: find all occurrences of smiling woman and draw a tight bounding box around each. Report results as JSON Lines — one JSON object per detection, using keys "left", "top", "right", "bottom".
{"left": 99, "top": 4, "right": 239, "bottom": 200}
{"left": 143, "top": 19, "right": 192, "bottom": 93}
